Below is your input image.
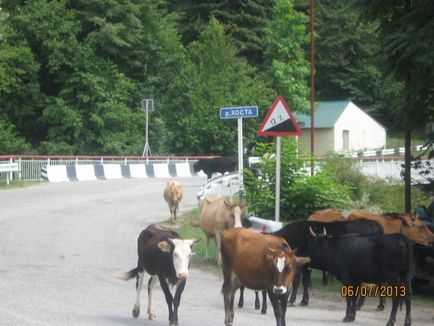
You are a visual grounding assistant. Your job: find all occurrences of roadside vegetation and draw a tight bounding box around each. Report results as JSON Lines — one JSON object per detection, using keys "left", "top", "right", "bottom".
{"left": 0, "top": 180, "right": 37, "bottom": 190}
{"left": 244, "top": 139, "right": 430, "bottom": 222}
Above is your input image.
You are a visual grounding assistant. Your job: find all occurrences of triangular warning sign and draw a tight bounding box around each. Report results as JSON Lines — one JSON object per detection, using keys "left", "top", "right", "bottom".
{"left": 257, "top": 96, "right": 302, "bottom": 136}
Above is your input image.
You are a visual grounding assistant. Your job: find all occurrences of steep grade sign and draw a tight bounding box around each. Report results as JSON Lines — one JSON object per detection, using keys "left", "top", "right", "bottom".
{"left": 257, "top": 96, "right": 302, "bottom": 136}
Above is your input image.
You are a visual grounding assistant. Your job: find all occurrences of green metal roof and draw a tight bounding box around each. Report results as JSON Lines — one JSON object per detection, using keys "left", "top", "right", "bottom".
{"left": 294, "top": 100, "right": 350, "bottom": 128}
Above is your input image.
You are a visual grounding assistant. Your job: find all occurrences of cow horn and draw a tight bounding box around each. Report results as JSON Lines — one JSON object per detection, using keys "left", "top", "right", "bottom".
{"left": 322, "top": 227, "right": 327, "bottom": 236}
{"left": 309, "top": 226, "right": 317, "bottom": 237}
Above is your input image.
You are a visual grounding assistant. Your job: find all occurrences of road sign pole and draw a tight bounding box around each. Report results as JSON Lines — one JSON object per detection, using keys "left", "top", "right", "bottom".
{"left": 238, "top": 118, "right": 244, "bottom": 199}
{"left": 275, "top": 136, "right": 281, "bottom": 222}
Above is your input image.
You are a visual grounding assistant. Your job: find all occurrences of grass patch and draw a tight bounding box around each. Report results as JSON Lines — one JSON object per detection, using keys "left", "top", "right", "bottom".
{"left": 387, "top": 134, "right": 425, "bottom": 148}
{"left": 177, "top": 208, "right": 221, "bottom": 274}
{"left": 0, "top": 180, "right": 39, "bottom": 190}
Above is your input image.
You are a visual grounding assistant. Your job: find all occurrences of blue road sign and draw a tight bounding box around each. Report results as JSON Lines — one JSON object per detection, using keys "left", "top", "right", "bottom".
{"left": 220, "top": 106, "right": 258, "bottom": 119}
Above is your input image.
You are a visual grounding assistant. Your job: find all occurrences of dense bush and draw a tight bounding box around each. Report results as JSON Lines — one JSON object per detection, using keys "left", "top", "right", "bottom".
{"left": 243, "top": 140, "right": 352, "bottom": 221}
{"left": 244, "top": 145, "right": 430, "bottom": 220}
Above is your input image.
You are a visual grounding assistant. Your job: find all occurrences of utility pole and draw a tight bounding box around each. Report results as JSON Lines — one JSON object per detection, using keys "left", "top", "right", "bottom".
{"left": 310, "top": 0, "right": 315, "bottom": 176}
{"left": 142, "top": 99, "right": 154, "bottom": 157}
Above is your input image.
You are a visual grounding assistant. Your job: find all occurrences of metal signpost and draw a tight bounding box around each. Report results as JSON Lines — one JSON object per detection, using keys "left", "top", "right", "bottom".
{"left": 258, "top": 96, "right": 302, "bottom": 222}
{"left": 142, "top": 99, "right": 154, "bottom": 157}
{"left": 220, "top": 106, "right": 258, "bottom": 196}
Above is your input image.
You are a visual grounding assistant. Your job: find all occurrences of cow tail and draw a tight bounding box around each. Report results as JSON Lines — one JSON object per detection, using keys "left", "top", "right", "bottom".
{"left": 115, "top": 267, "right": 140, "bottom": 281}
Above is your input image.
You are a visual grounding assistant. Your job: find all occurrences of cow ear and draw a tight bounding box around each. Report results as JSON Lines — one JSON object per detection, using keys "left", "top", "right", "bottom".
{"left": 295, "top": 256, "right": 311, "bottom": 266}
{"left": 157, "top": 241, "right": 171, "bottom": 253}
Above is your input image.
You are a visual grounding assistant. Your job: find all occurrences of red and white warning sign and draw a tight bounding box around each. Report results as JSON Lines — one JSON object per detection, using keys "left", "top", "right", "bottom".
{"left": 257, "top": 96, "right": 302, "bottom": 136}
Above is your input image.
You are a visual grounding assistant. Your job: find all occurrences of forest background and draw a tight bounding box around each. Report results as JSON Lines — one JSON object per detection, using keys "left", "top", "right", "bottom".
{"left": 0, "top": 0, "right": 433, "bottom": 158}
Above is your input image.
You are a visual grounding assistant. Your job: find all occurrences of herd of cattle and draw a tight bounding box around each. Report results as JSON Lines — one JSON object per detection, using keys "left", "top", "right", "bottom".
{"left": 116, "top": 171, "right": 434, "bottom": 326}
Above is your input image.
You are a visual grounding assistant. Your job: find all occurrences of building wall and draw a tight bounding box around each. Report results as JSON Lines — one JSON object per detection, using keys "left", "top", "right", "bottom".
{"left": 334, "top": 102, "right": 386, "bottom": 152}
{"left": 298, "top": 128, "right": 335, "bottom": 156}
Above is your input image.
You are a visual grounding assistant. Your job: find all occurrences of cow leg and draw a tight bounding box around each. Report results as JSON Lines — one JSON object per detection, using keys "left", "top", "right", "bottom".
{"left": 300, "top": 266, "right": 311, "bottom": 306}
{"left": 147, "top": 276, "right": 158, "bottom": 320}
{"left": 222, "top": 273, "right": 235, "bottom": 326}
{"left": 386, "top": 295, "right": 399, "bottom": 326}
{"left": 237, "top": 286, "right": 244, "bottom": 308}
{"left": 261, "top": 290, "right": 267, "bottom": 314}
{"left": 403, "top": 290, "right": 411, "bottom": 326}
{"left": 171, "top": 279, "right": 187, "bottom": 326}
{"left": 132, "top": 270, "right": 145, "bottom": 318}
{"left": 377, "top": 295, "right": 385, "bottom": 311}
{"left": 172, "top": 203, "right": 178, "bottom": 224}
{"left": 158, "top": 275, "right": 174, "bottom": 324}
{"left": 322, "top": 271, "right": 328, "bottom": 286}
{"left": 343, "top": 295, "right": 356, "bottom": 322}
{"left": 356, "top": 295, "right": 365, "bottom": 310}
{"left": 255, "top": 291, "right": 260, "bottom": 310}
{"left": 204, "top": 236, "right": 210, "bottom": 261}
{"left": 215, "top": 231, "right": 222, "bottom": 266}
{"left": 267, "top": 290, "right": 286, "bottom": 326}
{"left": 288, "top": 265, "right": 301, "bottom": 306}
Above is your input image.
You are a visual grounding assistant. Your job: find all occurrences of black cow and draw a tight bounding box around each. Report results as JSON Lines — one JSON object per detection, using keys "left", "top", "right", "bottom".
{"left": 193, "top": 156, "right": 237, "bottom": 179}
{"left": 308, "top": 230, "right": 412, "bottom": 325}
{"left": 272, "top": 219, "right": 383, "bottom": 306}
{"left": 117, "top": 224, "right": 198, "bottom": 326}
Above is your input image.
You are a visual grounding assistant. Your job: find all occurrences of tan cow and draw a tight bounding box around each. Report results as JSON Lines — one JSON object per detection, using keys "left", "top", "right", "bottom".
{"left": 163, "top": 180, "right": 183, "bottom": 224}
{"left": 221, "top": 228, "right": 310, "bottom": 326}
{"left": 307, "top": 208, "right": 343, "bottom": 222}
{"left": 199, "top": 196, "right": 244, "bottom": 266}
{"left": 344, "top": 209, "right": 434, "bottom": 246}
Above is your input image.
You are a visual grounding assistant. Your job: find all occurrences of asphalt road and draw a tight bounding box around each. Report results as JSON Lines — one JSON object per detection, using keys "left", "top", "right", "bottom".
{"left": 0, "top": 178, "right": 432, "bottom": 326}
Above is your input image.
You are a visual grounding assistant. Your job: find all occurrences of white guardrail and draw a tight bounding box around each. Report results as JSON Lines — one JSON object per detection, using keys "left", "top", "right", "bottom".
{"left": 0, "top": 156, "right": 201, "bottom": 183}
{"left": 197, "top": 172, "right": 240, "bottom": 202}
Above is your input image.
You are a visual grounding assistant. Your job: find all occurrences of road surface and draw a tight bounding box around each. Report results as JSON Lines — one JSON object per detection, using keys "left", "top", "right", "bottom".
{"left": 0, "top": 178, "right": 432, "bottom": 325}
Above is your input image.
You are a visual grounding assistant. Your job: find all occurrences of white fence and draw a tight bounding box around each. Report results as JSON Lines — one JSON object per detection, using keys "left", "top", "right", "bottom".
{"left": 0, "top": 155, "right": 201, "bottom": 183}
{"left": 2, "top": 154, "right": 433, "bottom": 185}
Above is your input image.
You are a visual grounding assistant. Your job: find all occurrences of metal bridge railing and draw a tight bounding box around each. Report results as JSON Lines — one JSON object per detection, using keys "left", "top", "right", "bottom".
{"left": 0, "top": 155, "right": 203, "bottom": 182}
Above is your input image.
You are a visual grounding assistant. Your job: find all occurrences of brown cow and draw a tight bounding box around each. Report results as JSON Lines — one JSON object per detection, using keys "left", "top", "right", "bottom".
{"left": 221, "top": 228, "right": 310, "bottom": 326}
{"left": 163, "top": 180, "right": 183, "bottom": 224}
{"left": 307, "top": 208, "right": 343, "bottom": 222}
{"left": 344, "top": 210, "right": 434, "bottom": 246}
{"left": 199, "top": 196, "right": 244, "bottom": 266}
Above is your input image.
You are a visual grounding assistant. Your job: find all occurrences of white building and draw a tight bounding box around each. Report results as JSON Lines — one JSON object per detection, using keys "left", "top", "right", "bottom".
{"left": 294, "top": 101, "right": 386, "bottom": 156}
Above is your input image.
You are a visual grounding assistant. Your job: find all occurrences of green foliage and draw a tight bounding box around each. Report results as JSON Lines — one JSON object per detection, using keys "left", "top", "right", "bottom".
{"left": 359, "top": 178, "right": 429, "bottom": 213}
{"left": 167, "top": 0, "right": 274, "bottom": 66}
{"left": 244, "top": 139, "right": 352, "bottom": 221}
{"left": 0, "top": 118, "right": 30, "bottom": 154}
{"left": 176, "top": 18, "right": 272, "bottom": 155}
{"left": 263, "top": 0, "right": 310, "bottom": 112}
{"left": 320, "top": 153, "right": 367, "bottom": 200}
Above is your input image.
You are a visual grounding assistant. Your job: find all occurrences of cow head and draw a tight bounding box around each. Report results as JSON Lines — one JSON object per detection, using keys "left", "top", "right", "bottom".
{"left": 224, "top": 199, "right": 245, "bottom": 228}
{"left": 158, "top": 238, "right": 200, "bottom": 280}
{"left": 307, "top": 227, "right": 329, "bottom": 270}
{"left": 401, "top": 218, "right": 434, "bottom": 246}
{"left": 266, "top": 242, "right": 310, "bottom": 295}
{"left": 168, "top": 181, "right": 183, "bottom": 201}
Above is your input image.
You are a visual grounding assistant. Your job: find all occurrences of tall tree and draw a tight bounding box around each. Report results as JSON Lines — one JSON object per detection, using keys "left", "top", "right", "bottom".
{"left": 263, "top": 0, "right": 310, "bottom": 112}
{"left": 167, "top": 0, "right": 274, "bottom": 66}
{"left": 358, "top": 0, "right": 434, "bottom": 212}
{"left": 174, "top": 18, "right": 272, "bottom": 155}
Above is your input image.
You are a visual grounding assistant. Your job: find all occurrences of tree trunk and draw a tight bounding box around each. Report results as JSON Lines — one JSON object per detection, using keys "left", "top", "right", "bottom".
{"left": 404, "top": 128, "right": 411, "bottom": 214}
